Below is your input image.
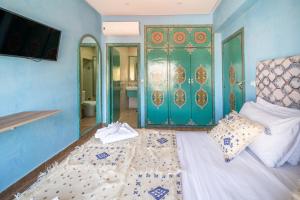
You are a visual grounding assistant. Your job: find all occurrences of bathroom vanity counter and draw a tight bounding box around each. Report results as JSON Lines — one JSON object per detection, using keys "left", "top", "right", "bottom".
{"left": 126, "top": 86, "right": 138, "bottom": 109}
{"left": 0, "top": 110, "right": 61, "bottom": 133}
{"left": 126, "top": 90, "right": 137, "bottom": 98}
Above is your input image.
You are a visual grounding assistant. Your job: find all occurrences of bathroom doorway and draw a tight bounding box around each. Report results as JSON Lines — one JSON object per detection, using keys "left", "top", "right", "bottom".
{"left": 107, "top": 44, "right": 140, "bottom": 128}
{"left": 79, "top": 35, "right": 101, "bottom": 135}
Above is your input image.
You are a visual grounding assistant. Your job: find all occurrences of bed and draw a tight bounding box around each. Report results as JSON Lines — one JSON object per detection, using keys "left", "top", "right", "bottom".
{"left": 16, "top": 55, "right": 300, "bottom": 200}
{"left": 177, "top": 132, "right": 300, "bottom": 200}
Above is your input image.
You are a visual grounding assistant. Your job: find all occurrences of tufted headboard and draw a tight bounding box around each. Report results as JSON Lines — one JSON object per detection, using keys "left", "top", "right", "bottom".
{"left": 256, "top": 55, "right": 300, "bottom": 109}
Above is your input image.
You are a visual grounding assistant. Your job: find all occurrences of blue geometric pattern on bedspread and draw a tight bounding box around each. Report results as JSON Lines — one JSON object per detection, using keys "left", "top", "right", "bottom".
{"left": 224, "top": 138, "right": 231, "bottom": 145}
{"left": 157, "top": 137, "right": 168, "bottom": 144}
{"left": 148, "top": 186, "right": 169, "bottom": 200}
{"left": 96, "top": 152, "right": 110, "bottom": 159}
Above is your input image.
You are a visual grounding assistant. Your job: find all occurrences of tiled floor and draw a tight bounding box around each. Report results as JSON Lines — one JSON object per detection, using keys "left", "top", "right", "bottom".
{"left": 119, "top": 109, "right": 138, "bottom": 128}
{"left": 80, "top": 117, "right": 96, "bottom": 132}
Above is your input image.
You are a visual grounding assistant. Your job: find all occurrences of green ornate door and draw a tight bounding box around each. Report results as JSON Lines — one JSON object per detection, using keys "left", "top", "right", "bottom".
{"left": 146, "top": 48, "right": 169, "bottom": 125}
{"left": 222, "top": 29, "right": 245, "bottom": 116}
{"left": 169, "top": 48, "right": 191, "bottom": 125}
{"left": 110, "top": 48, "right": 121, "bottom": 122}
{"left": 190, "top": 48, "right": 213, "bottom": 125}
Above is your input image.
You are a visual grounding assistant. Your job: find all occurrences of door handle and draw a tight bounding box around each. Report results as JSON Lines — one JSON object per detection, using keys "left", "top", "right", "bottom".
{"left": 188, "top": 78, "right": 191, "bottom": 84}
{"left": 236, "top": 81, "right": 245, "bottom": 90}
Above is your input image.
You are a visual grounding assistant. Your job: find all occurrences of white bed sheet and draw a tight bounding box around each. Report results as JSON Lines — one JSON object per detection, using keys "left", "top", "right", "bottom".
{"left": 176, "top": 131, "right": 300, "bottom": 200}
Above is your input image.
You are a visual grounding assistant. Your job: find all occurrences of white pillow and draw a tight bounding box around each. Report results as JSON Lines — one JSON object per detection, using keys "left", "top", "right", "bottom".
{"left": 256, "top": 97, "right": 300, "bottom": 117}
{"left": 239, "top": 101, "right": 300, "bottom": 167}
{"left": 287, "top": 134, "right": 300, "bottom": 165}
{"left": 256, "top": 97, "right": 300, "bottom": 166}
{"left": 239, "top": 102, "right": 282, "bottom": 128}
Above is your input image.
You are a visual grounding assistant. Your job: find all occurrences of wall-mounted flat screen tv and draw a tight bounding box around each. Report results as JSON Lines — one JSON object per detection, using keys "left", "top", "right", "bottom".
{"left": 0, "top": 7, "right": 61, "bottom": 61}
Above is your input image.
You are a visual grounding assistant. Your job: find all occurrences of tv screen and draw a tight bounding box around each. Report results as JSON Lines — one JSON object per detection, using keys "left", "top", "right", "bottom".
{"left": 0, "top": 7, "right": 61, "bottom": 61}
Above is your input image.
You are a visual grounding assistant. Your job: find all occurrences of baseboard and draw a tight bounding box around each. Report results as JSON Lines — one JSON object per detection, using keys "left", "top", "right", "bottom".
{"left": 0, "top": 124, "right": 103, "bottom": 200}
{"left": 147, "top": 126, "right": 213, "bottom": 131}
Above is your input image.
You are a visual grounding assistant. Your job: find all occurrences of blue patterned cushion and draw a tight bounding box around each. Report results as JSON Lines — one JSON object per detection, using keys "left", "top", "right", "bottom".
{"left": 209, "top": 111, "right": 265, "bottom": 162}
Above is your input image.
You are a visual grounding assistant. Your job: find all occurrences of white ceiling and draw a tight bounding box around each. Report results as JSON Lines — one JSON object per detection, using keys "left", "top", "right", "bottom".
{"left": 86, "top": 0, "right": 220, "bottom": 16}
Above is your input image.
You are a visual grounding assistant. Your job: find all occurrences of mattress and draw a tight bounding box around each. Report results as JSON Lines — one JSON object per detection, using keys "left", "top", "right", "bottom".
{"left": 176, "top": 131, "right": 300, "bottom": 200}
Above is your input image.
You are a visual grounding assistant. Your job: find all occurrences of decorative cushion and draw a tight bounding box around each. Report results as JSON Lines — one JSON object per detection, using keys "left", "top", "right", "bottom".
{"left": 209, "top": 111, "right": 266, "bottom": 162}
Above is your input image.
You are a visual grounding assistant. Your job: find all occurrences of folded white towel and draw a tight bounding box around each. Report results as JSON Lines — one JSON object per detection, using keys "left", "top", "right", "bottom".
{"left": 123, "top": 122, "right": 138, "bottom": 135}
{"left": 95, "top": 122, "right": 122, "bottom": 140}
{"left": 95, "top": 122, "right": 138, "bottom": 144}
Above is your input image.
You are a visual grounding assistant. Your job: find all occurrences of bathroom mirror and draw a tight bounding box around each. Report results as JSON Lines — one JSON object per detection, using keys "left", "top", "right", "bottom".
{"left": 128, "top": 56, "right": 137, "bottom": 81}
{"left": 79, "top": 35, "right": 100, "bottom": 135}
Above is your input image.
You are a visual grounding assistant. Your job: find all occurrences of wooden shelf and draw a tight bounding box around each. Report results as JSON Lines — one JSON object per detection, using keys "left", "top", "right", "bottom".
{"left": 0, "top": 110, "right": 61, "bottom": 133}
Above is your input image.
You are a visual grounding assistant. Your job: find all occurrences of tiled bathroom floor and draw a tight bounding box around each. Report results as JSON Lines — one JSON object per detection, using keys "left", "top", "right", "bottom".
{"left": 80, "top": 117, "right": 96, "bottom": 132}
{"left": 119, "top": 109, "right": 138, "bottom": 128}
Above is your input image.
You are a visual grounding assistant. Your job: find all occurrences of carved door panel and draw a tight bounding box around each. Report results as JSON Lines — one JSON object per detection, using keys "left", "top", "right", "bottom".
{"left": 169, "top": 48, "right": 191, "bottom": 125}
{"left": 146, "top": 48, "right": 169, "bottom": 125}
{"left": 189, "top": 27, "right": 212, "bottom": 48}
{"left": 190, "top": 48, "right": 213, "bottom": 125}
{"left": 222, "top": 29, "right": 245, "bottom": 115}
{"left": 146, "top": 27, "right": 168, "bottom": 48}
{"left": 169, "top": 27, "right": 189, "bottom": 48}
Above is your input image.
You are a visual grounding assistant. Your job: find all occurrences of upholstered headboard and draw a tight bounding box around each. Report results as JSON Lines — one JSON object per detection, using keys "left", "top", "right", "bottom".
{"left": 256, "top": 55, "right": 300, "bottom": 109}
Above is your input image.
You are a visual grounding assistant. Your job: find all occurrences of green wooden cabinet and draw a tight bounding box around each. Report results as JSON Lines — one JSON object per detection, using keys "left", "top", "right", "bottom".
{"left": 146, "top": 26, "right": 214, "bottom": 126}
{"left": 169, "top": 48, "right": 213, "bottom": 126}
{"left": 169, "top": 48, "right": 191, "bottom": 125}
{"left": 190, "top": 48, "right": 213, "bottom": 125}
{"left": 146, "top": 48, "right": 169, "bottom": 125}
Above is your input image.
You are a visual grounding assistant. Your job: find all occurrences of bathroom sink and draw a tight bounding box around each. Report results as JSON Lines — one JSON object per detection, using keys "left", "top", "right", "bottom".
{"left": 126, "top": 86, "right": 138, "bottom": 91}
{"left": 126, "top": 86, "right": 137, "bottom": 97}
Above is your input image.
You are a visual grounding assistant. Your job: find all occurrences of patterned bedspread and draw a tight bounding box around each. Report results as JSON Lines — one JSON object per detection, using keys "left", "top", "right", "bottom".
{"left": 16, "top": 129, "right": 182, "bottom": 200}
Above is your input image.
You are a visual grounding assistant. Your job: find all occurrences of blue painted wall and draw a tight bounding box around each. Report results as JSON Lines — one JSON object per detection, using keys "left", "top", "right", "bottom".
{"left": 100, "top": 15, "right": 214, "bottom": 126}
{"left": 213, "top": 33, "right": 223, "bottom": 121}
{"left": 213, "top": 0, "right": 248, "bottom": 31}
{"left": 0, "top": 0, "right": 102, "bottom": 191}
{"left": 213, "top": 0, "right": 300, "bottom": 117}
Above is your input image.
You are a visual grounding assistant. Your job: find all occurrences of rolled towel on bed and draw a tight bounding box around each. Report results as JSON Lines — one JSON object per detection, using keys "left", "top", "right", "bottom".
{"left": 95, "top": 122, "right": 138, "bottom": 144}
{"left": 95, "top": 121, "right": 122, "bottom": 141}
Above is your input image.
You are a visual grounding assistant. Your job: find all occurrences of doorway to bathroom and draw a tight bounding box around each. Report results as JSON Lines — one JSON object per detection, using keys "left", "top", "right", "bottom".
{"left": 107, "top": 44, "right": 140, "bottom": 128}
{"left": 79, "top": 35, "right": 101, "bottom": 135}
